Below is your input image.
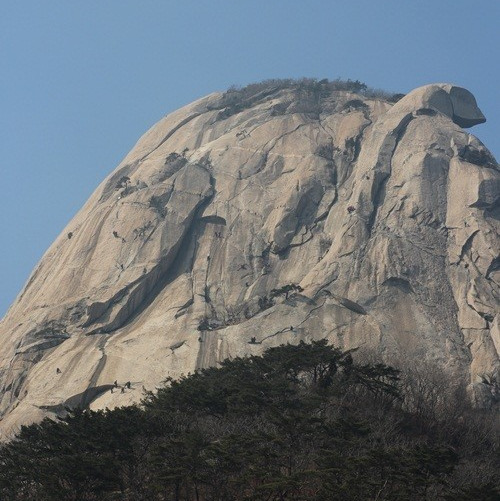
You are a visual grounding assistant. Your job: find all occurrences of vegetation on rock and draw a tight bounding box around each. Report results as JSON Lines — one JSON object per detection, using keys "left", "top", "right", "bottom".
{"left": 213, "top": 78, "right": 403, "bottom": 119}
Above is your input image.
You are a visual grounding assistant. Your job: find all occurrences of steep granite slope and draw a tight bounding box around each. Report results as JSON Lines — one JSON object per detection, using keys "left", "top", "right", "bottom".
{"left": 0, "top": 81, "right": 498, "bottom": 436}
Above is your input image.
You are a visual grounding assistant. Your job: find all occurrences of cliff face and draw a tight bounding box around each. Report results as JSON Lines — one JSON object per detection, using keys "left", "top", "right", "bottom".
{"left": 0, "top": 81, "right": 498, "bottom": 435}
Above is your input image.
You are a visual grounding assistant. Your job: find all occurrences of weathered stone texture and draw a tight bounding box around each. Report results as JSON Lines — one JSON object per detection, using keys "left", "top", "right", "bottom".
{"left": 0, "top": 83, "right": 498, "bottom": 436}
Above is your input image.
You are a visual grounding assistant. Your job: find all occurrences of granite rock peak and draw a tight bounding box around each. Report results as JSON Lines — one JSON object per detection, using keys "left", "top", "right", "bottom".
{"left": 0, "top": 80, "right": 498, "bottom": 436}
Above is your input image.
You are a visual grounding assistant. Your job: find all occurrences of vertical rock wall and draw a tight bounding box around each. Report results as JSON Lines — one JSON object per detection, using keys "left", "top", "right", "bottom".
{"left": 0, "top": 83, "right": 498, "bottom": 436}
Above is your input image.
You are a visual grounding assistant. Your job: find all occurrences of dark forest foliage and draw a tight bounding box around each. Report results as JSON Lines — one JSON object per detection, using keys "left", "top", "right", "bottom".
{"left": 0, "top": 340, "right": 498, "bottom": 500}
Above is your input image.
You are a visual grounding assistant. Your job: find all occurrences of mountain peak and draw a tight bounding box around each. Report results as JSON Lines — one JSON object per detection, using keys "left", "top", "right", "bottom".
{"left": 0, "top": 80, "right": 498, "bottom": 436}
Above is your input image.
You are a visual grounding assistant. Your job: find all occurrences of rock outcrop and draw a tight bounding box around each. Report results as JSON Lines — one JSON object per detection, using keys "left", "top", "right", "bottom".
{"left": 0, "top": 81, "right": 498, "bottom": 436}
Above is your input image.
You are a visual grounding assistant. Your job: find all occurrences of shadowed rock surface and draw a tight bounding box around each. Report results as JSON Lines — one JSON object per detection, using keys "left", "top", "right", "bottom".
{"left": 0, "top": 81, "right": 498, "bottom": 436}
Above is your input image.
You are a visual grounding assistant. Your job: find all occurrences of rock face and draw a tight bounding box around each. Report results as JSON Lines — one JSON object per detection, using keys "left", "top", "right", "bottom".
{"left": 0, "top": 81, "right": 498, "bottom": 436}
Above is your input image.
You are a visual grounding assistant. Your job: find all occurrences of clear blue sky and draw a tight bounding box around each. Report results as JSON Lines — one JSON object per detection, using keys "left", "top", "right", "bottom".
{"left": 1, "top": 1, "right": 499, "bottom": 317}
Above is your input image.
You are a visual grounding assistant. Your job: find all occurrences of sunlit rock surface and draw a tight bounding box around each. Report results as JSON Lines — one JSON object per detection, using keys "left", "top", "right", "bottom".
{"left": 0, "top": 82, "right": 498, "bottom": 436}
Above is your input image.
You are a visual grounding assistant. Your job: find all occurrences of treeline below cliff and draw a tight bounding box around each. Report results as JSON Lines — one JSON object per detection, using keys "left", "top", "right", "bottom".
{"left": 0, "top": 340, "right": 498, "bottom": 500}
